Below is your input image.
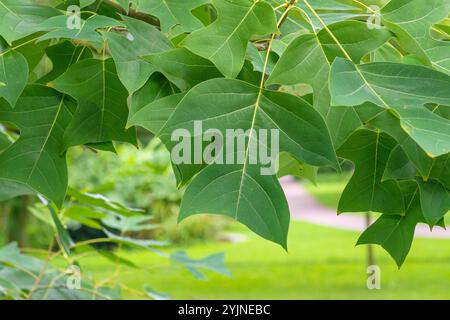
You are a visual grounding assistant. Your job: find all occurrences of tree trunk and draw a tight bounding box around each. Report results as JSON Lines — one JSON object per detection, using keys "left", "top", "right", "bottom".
{"left": 365, "top": 212, "right": 376, "bottom": 267}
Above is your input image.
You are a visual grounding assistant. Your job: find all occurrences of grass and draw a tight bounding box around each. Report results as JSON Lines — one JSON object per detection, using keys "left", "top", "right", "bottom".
{"left": 81, "top": 220, "right": 450, "bottom": 299}
{"left": 78, "top": 172, "right": 450, "bottom": 299}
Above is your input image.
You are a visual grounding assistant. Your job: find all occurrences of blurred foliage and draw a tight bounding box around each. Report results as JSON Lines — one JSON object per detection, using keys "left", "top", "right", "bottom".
{"left": 0, "top": 185, "right": 231, "bottom": 300}
{"left": 67, "top": 140, "right": 230, "bottom": 244}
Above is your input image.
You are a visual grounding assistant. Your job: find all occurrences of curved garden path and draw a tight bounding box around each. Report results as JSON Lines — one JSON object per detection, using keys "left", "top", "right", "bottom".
{"left": 280, "top": 176, "right": 450, "bottom": 239}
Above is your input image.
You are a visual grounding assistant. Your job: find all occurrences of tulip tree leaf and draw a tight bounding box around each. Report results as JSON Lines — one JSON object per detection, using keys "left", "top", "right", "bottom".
{"left": 367, "top": 109, "right": 434, "bottom": 178}
{"left": 0, "top": 0, "right": 59, "bottom": 45}
{"left": 337, "top": 129, "right": 404, "bottom": 215}
{"left": 129, "top": 90, "right": 184, "bottom": 131}
{"left": 133, "top": 0, "right": 210, "bottom": 36}
{"left": 169, "top": 251, "right": 232, "bottom": 280}
{"left": 105, "top": 15, "right": 172, "bottom": 94}
{"left": 267, "top": 21, "right": 392, "bottom": 116}
{"left": 80, "top": 0, "right": 96, "bottom": 7}
{"left": 182, "top": 0, "right": 278, "bottom": 78}
{"left": 329, "top": 58, "right": 450, "bottom": 157}
{"left": 152, "top": 78, "right": 339, "bottom": 248}
{"left": 383, "top": 145, "right": 417, "bottom": 181}
{"left": 416, "top": 178, "right": 450, "bottom": 226}
{"left": 381, "top": 0, "right": 450, "bottom": 74}
{"left": 429, "top": 154, "right": 450, "bottom": 189}
{"left": 357, "top": 181, "right": 424, "bottom": 267}
{"left": 53, "top": 58, "right": 137, "bottom": 149}
{"left": 277, "top": 152, "right": 318, "bottom": 185}
{"left": 0, "top": 85, "right": 75, "bottom": 207}
{"left": 38, "top": 41, "right": 92, "bottom": 84}
{"left": 0, "top": 50, "right": 28, "bottom": 107}
{"left": 129, "top": 73, "right": 178, "bottom": 118}
{"left": 143, "top": 48, "right": 223, "bottom": 91}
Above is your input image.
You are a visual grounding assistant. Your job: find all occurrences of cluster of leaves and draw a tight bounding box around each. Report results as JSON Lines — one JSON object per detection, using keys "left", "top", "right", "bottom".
{"left": 0, "top": 0, "right": 449, "bottom": 267}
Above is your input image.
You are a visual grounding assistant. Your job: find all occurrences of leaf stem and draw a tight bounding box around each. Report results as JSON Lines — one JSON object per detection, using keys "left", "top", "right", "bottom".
{"left": 302, "top": 0, "right": 352, "bottom": 61}
{"left": 27, "top": 237, "right": 55, "bottom": 299}
{"left": 0, "top": 36, "right": 40, "bottom": 57}
{"left": 259, "top": 0, "right": 297, "bottom": 88}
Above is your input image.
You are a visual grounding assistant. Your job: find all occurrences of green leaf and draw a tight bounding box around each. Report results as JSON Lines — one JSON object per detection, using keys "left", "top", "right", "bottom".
{"left": 0, "top": 50, "right": 28, "bottom": 107}
{"left": 14, "top": 36, "right": 49, "bottom": 74}
{"left": 182, "top": 0, "right": 278, "bottom": 78}
{"left": 133, "top": 0, "right": 210, "bottom": 36}
{"left": 383, "top": 145, "right": 416, "bottom": 181}
{"left": 53, "top": 58, "right": 137, "bottom": 148}
{"left": 277, "top": 152, "right": 317, "bottom": 185}
{"left": 326, "top": 106, "right": 362, "bottom": 149}
{"left": 246, "top": 43, "right": 277, "bottom": 75}
{"left": 368, "top": 109, "right": 434, "bottom": 178}
{"left": 143, "top": 48, "right": 222, "bottom": 91}
{"left": 105, "top": 15, "right": 172, "bottom": 94}
{"left": 80, "top": 0, "right": 97, "bottom": 7}
{"left": 0, "top": 242, "right": 43, "bottom": 273}
{"left": 0, "top": 0, "right": 59, "bottom": 45}
{"left": 64, "top": 205, "right": 106, "bottom": 230}
{"left": 357, "top": 181, "right": 423, "bottom": 267}
{"left": 382, "top": 0, "right": 450, "bottom": 74}
{"left": 416, "top": 178, "right": 450, "bottom": 226}
{"left": 102, "top": 213, "right": 157, "bottom": 233}
{"left": 38, "top": 41, "right": 92, "bottom": 84}
{"left": 170, "top": 251, "right": 231, "bottom": 280}
{"left": 128, "top": 93, "right": 185, "bottom": 134}
{"left": 337, "top": 129, "right": 404, "bottom": 215}
{"left": 317, "top": 21, "right": 392, "bottom": 63}
{"left": 395, "top": 106, "right": 450, "bottom": 158}
{"left": 129, "top": 73, "right": 179, "bottom": 118}
{"left": 329, "top": 58, "right": 450, "bottom": 157}
{"left": 0, "top": 85, "right": 76, "bottom": 206}
{"left": 268, "top": 33, "right": 330, "bottom": 115}
{"left": 267, "top": 21, "right": 392, "bottom": 116}
{"left": 129, "top": 91, "right": 185, "bottom": 132}
{"left": 144, "top": 285, "right": 170, "bottom": 300}
{"left": 0, "top": 124, "right": 13, "bottom": 152}
{"left": 156, "top": 78, "right": 338, "bottom": 247}
{"left": 330, "top": 58, "right": 450, "bottom": 110}
{"left": 272, "top": 0, "right": 363, "bottom": 34}
{"left": 47, "top": 202, "right": 73, "bottom": 256}
{"left": 67, "top": 188, "right": 143, "bottom": 217}
{"left": 429, "top": 154, "right": 450, "bottom": 189}
{"left": 103, "top": 228, "right": 167, "bottom": 248}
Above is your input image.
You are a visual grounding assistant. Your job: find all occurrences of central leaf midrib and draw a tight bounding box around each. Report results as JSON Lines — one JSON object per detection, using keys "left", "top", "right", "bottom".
{"left": 234, "top": 85, "right": 264, "bottom": 219}
{"left": 25, "top": 96, "right": 65, "bottom": 185}
{"left": 99, "top": 59, "right": 106, "bottom": 141}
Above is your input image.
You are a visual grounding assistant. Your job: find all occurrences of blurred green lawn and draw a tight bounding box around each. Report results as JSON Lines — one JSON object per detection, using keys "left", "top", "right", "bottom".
{"left": 81, "top": 173, "right": 450, "bottom": 299}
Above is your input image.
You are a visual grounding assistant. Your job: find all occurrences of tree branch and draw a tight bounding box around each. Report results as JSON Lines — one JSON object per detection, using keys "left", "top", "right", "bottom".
{"left": 102, "top": 0, "right": 161, "bottom": 27}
